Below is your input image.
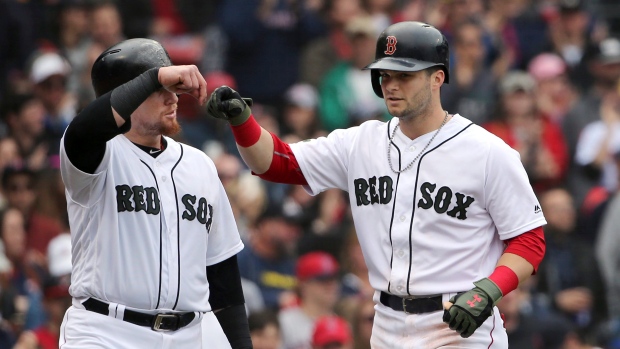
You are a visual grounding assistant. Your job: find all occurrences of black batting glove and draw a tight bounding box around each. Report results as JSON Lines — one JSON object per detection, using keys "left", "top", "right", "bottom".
{"left": 442, "top": 278, "right": 503, "bottom": 338}
{"left": 206, "top": 86, "right": 253, "bottom": 126}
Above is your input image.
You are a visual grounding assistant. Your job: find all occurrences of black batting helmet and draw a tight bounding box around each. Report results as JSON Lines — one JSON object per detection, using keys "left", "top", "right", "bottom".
{"left": 364, "top": 21, "right": 450, "bottom": 98}
{"left": 91, "top": 38, "right": 172, "bottom": 97}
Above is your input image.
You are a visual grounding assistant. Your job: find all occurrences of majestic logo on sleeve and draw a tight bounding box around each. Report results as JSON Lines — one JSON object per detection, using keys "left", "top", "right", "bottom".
{"left": 417, "top": 182, "right": 475, "bottom": 220}
{"left": 116, "top": 185, "right": 160, "bottom": 214}
{"left": 384, "top": 36, "right": 397, "bottom": 55}
{"left": 181, "top": 194, "right": 213, "bottom": 233}
{"left": 354, "top": 176, "right": 393, "bottom": 206}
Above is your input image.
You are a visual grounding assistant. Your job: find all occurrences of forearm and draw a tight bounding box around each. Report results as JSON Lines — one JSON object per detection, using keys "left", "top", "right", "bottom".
{"left": 236, "top": 126, "right": 274, "bottom": 174}
{"left": 495, "top": 253, "right": 534, "bottom": 283}
{"left": 489, "top": 226, "right": 545, "bottom": 295}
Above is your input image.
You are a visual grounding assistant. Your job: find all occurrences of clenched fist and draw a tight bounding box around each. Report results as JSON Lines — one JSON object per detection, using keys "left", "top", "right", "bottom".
{"left": 206, "top": 86, "right": 253, "bottom": 126}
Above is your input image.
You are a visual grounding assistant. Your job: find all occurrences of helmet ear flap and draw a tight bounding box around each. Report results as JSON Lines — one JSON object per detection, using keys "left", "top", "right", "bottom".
{"left": 371, "top": 70, "right": 383, "bottom": 98}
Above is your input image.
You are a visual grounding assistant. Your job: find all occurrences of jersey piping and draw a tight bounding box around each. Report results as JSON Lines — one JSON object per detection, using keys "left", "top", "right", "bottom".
{"left": 386, "top": 119, "right": 401, "bottom": 294}
{"left": 140, "top": 159, "right": 163, "bottom": 308}
{"left": 406, "top": 122, "right": 474, "bottom": 295}
{"left": 171, "top": 145, "right": 184, "bottom": 310}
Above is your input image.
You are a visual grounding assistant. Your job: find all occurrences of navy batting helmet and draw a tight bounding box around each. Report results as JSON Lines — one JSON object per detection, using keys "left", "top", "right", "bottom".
{"left": 91, "top": 38, "right": 172, "bottom": 97}
{"left": 364, "top": 21, "right": 450, "bottom": 98}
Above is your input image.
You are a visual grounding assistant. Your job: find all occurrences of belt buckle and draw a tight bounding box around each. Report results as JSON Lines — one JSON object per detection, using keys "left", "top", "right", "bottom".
{"left": 151, "top": 313, "right": 179, "bottom": 332}
{"left": 402, "top": 297, "right": 414, "bottom": 315}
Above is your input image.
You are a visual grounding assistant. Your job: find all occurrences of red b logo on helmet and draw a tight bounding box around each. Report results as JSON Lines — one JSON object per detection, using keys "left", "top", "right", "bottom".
{"left": 384, "top": 36, "right": 397, "bottom": 55}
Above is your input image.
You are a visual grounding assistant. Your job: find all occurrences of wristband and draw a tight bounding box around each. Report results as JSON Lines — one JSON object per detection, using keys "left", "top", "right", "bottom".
{"left": 111, "top": 67, "right": 162, "bottom": 120}
{"left": 231, "top": 115, "right": 262, "bottom": 147}
{"left": 488, "top": 265, "right": 519, "bottom": 296}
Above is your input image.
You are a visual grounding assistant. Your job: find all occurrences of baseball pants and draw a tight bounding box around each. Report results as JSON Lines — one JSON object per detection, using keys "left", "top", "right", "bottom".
{"left": 59, "top": 304, "right": 232, "bottom": 348}
{"left": 370, "top": 292, "right": 508, "bottom": 349}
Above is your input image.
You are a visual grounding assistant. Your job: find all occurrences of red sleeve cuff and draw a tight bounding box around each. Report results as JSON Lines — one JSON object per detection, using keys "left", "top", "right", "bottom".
{"left": 504, "top": 226, "right": 546, "bottom": 273}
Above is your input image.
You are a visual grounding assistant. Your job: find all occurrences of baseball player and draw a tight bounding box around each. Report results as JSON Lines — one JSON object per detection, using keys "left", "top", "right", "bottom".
{"left": 58, "top": 39, "right": 252, "bottom": 348}
{"left": 207, "top": 22, "right": 547, "bottom": 348}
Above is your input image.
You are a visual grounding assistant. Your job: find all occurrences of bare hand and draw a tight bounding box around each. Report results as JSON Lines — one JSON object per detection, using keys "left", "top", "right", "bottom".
{"left": 555, "top": 287, "right": 592, "bottom": 313}
{"left": 158, "top": 65, "right": 207, "bottom": 105}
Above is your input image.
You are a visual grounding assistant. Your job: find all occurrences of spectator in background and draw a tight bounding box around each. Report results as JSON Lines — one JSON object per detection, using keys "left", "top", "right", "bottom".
{"left": 2, "top": 166, "right": 62, "bottom": 256}
{"left": 115, "top": 0, "right": 220, "bottom": 39}
{"left": 482, "top": 0, "right": 521, "bottom": 77}
{"left": 574, "top": 78, "right": 620, "bottom": 196}
{"left": 2, "top": 93, "right": 49, "bottom": 171}
{"left": 295, "top": 189, "right": 349, "bottom": 258}
{"left": 280, "top": 251, "right": 342, "bottom": 349}
{"left": 14, "top": 233, "right": 71, "bottom": 349}
{"left": 528, "top": 52, "right": 578, "bottom": 124}
{"left": 29, "top": 52, "right": 76, "bottom": 156}
{"left": 300, "top": 0, "right": 364, "bottom": 88}
{"left": 13, "top": 275, "right": 71, "bottom": 349}
{"left": 89, "top": 0, "right": 125, "bottom": 50}
{"left": 281, "top": 83, "right": 323, "bottom": 141}
{"left": 219, "top": 0, "right": 326, "bottom": 108}
{"left": 56, "top": 0, "right": 90, "bottom": 101}
{"left": 484, "top": 71, "right": 568, "bottom": 193}
{"left": 511, "top": 0, "right": 552, "bottom": 69}
{"left": 537, "top": 188, "right": 608, "bottom": 342}
{"left": 0, "top": 239, "right": 16, "bottom": 348}
{"left": 319, "top": 15, "right": 388, "bottom": 131}
{"left": 546, "top": 0, "right": 607, "bottom": 91}
{"left": 497, "top": 282, "right": 573, "bottom": 349}
{"left": 73, "top": 0, "right": 127, "bottom": 109}
{"left": 596, "top": 149, "right": 620, "bottom": 326}
{"left": 311, "top": 315, "right": 353, "bottom": 349}
{"left": 34, "top": 168, "right": 68, "bottom": 232}
{"left": 0, "top": 137, "right": 21, "bottom": 209}
{"left": 248, "top": 309, "right": 282, "bottom": 349}
{"left": 563, "top": 39, "right": 620, "bottom": 209}
{"left": 340, "top": 228, "right": 372, "bottom": 302}
{"left": 0, "top": 207, "right": 45, "bottom": 335}
{"left": 237, "top": 205, "right": 300, "bottom": 310}
{"left": 350, "top": 298, "right": 374, "bottom": 349}
{"left": 440, "top": 18, "right": 497, "bottom": 125}
{"left": 362, "top": 0, "right": 394, "bottom": 34}
{"left": 0, "top": 0, "right": 47, "bottom": 104}
{"left": 213, "top": 152, "right": 268, "bottom": 237}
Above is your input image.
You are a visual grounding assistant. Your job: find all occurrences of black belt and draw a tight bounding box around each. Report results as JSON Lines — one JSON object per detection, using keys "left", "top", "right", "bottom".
{"left": 380, "top": 291, "right": 443, "bottom": 314}
{"left": 83, "top": 298, "right": 196, "bottom": 332}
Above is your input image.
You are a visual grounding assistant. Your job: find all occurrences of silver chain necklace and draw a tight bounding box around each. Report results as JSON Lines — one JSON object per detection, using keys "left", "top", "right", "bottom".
{"left": 387, "top": 111, "right": 449, "bottom": 174}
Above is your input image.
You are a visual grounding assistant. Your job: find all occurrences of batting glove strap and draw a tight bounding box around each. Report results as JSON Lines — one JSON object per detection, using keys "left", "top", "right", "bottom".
{"left": 206, "top": 86, "right": 253, "bottom": 126}
{"left": 442, "top": 278, "right": 503, "bottom": 338}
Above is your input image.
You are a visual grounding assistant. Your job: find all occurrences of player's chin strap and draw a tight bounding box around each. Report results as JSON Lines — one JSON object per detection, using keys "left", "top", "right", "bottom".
{"left": 214, "top": 304, "right": 253, "bottom": 349}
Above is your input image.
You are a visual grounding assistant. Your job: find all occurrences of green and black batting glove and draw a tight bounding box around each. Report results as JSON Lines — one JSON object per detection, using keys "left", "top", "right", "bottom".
{"left": 206, "top": 85, "right": 253, "bottom": 126}
{"left": 442, "top": 278, "right": 503, "bottom": 338}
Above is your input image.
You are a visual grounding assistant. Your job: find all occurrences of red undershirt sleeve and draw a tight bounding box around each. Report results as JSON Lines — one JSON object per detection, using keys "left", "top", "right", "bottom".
{"left": 254, "top": 133, "right": 308, "bottom": 186}
{"left": 488, "top": 226, "right": 546, "bottom": 296}
{"left": 504, "top": 226, "right": 546, "bottom": 273}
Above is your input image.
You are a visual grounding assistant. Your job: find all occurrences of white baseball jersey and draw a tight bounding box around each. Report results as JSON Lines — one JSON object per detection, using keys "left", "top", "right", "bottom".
{"left": 290, "top": 114, "right": 546, "bottom": 296}
{"left": 59, "top": 134, "right": 243, "bottom": 312}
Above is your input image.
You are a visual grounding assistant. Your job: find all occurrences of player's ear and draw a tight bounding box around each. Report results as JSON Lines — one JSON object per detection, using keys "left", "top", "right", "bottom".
{"left": 431, "top": 69, "right": 445, "bottom": 89}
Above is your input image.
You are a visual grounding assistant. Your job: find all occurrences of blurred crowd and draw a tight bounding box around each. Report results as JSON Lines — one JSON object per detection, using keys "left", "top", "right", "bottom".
{"left": 1, "top": 0, "right": 620, "bottom": 348}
